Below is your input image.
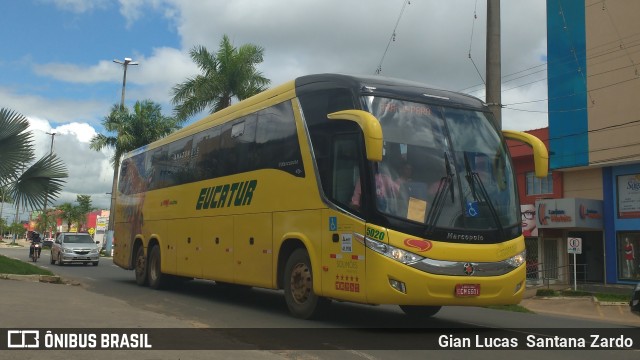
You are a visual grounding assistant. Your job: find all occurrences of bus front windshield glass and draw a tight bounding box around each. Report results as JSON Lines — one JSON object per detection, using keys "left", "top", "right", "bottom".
{"left": 363, "top": 96, "right": 518, "bottom": 233}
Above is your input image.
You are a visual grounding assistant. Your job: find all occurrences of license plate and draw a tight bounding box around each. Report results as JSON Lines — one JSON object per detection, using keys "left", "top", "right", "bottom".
{"left": 455, "top": 284, "right": 480, "bottom": 297}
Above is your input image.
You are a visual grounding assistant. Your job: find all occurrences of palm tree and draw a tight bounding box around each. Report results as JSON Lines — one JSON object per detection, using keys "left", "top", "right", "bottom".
{"left": 57, "top": 202, "right": 81, "bottom": 232}
{"left": 171, "top": 34, "right": 270, "bottom": 121}
{"left": 0, "top": 108, "right": 68, "bottom": 217}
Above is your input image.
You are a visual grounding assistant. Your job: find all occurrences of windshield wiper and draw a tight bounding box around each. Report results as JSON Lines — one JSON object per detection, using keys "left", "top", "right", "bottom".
{"left": 463, "top": 152, "right": 504, "bottom": 236}
{"left": 425, "top": 153, "right": 455, "bottom": 235}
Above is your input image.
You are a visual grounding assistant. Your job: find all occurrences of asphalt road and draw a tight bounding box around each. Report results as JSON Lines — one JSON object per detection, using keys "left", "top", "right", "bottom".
{"left": 1, "top": 246, "right": 638, "bottom": 359}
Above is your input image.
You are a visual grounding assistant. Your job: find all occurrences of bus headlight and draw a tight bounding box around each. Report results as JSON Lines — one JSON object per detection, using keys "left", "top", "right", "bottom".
{"left": 365, "top": 237, "right": 424, "bottom": 265}
{"left": 505, "top": 250, "right": 526, "bottom": 268}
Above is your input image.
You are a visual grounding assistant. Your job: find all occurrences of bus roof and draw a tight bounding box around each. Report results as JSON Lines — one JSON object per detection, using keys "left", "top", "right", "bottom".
{"left": 123, "top": 73, "right": 488, "bottom": 158}
{"left": 295, "top": 73, "right": 488, "bottom": 110}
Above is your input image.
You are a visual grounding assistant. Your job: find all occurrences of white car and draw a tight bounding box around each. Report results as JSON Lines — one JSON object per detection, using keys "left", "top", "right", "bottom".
{"left": 50, "top": 232, "right": 100, "bottom": 266}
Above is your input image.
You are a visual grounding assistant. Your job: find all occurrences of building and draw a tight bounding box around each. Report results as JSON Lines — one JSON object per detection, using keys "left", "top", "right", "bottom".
{"left": 546, "top": 0, "right": 640, "bottom": 285}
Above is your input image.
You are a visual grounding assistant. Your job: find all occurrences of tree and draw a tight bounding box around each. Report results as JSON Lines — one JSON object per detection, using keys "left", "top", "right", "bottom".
{"left": 57, "top": 202, "right": 81, "bottom": 232}
{"left": 53, "top": 195, "right": 96, "bottom": 232}
{"left": 90, "top": 100, "right": 181, "bottom": 169}
{"left": 0, "top": 108, "right": 68, "bottom": 215}
{"left": 75, "top": 195, "right": 95, "bottom": 231}
{"left": 0, "top": 185, "right": 13, "bottom": 238}
{"left": 34, "top": 209, "right": 57, "bottom": 236}
{"left": 171, "top": 34, "right": 270, "bottom": 121}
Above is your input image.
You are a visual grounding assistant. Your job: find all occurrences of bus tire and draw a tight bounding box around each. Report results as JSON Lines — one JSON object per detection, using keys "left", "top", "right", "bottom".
{"left": 148, "top": 245, "right": 167, "bottom": 290}
{"left": 283, "top": 248, "right": 328, "bottom": 319}
{"left": 399, "top": 305, "right": 442, "bottom": 319}
{"left": 134, "top": 246, "right": 148, "bottom": 286}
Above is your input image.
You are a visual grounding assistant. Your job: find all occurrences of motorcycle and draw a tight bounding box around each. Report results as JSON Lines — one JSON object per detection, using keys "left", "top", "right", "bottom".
{"left": 29, "top": 242, "right": 41, "bottom": 262}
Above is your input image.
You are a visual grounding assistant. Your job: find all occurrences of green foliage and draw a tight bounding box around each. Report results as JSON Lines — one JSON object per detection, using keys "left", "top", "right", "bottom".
{"left": 171, "top": 34, "right": 270, "bottom": 121}
{"left": 535, "top": 288, "right": 629, "bottom": 301}
{"left": 535, "top": 288, "right": 559, "bottom": 296}
{"left": 593, "top": 293, "right": 631, "bottom": 302}
{"left": 0, "top": 107, "right": 68, "bottom": 212}
{"left": 0, "top": 254, "right": 54, "bottom": 275}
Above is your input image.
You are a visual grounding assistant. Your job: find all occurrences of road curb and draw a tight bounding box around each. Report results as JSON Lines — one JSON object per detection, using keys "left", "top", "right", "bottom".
{"left": 0, "top": 274, "right": 62, "bottom": 283}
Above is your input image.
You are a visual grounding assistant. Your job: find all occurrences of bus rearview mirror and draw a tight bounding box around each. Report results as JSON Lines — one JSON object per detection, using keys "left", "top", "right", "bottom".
{"left": 502, "top": 129, "right": 549, "bottom": 178}
{"left": 327, "top": 110, "right": 383, "bottom": 162}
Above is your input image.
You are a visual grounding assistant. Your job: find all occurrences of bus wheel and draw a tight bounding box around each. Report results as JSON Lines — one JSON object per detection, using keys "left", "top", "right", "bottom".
{"left": 134, "top": 246, "right": 148, "bottom": 286}
{"left": 399, "top": 305, "right": 442, "bottom": 319}
{"left": 283, "top": 248, "right": 328, "bottom": 319}
{"left": 148, "top": 245, "right": 166, "bottom": 290}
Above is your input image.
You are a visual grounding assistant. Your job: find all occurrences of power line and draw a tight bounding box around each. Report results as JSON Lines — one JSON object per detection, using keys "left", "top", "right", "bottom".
{"left": 467, "top": 0, "right": 485, "bottom": 84}
{"left": 375, "top": 0, "right": 411, "bottom": 75}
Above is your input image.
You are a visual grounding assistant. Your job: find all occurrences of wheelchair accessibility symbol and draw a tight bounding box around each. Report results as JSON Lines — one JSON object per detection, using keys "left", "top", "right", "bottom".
{"left": 466, "top": 201, "right": 479, "bottom": 217}
{"left": 329, "top": 216, "right": 337, "bottom": 231}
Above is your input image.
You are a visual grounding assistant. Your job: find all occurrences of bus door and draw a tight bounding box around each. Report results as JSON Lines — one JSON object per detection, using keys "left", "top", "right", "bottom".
{"left": 320, "top": 134, "right": 367, "bottom": 303}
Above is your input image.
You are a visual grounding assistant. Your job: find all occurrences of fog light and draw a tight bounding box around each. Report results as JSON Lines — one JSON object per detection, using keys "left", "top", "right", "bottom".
{"left": 389, "top": 279, "right": 406, "bottom": 293}
{"left": 514, "top": 281, "right": 523, "bottom": 294}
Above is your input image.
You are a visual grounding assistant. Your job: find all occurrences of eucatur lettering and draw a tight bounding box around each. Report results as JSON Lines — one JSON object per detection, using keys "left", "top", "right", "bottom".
{"left": 195, "top": 180, "right": 257, "bottom": 210}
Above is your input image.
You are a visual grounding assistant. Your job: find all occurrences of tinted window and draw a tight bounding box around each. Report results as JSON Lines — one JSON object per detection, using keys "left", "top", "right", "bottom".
{"left": 118, "top": 101, "right": 303, "bottom": 194}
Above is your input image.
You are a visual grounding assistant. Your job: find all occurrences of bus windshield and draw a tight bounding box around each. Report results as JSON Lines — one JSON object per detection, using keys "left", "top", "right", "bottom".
{"left": 363, "top": 96, "right": 518, "bottom": 233}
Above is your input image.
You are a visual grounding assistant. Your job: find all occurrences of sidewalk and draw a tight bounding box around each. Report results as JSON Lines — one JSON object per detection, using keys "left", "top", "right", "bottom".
{"left": 521, "top": 284, "right": 639, "bottom": 327}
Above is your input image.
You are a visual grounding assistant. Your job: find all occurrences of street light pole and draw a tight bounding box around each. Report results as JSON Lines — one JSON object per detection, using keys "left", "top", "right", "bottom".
{"left": 113, "top": 57, "right": 139, "bottom": 110}
{"left": 106, "top": 57, "right": 139, "bottom": 255}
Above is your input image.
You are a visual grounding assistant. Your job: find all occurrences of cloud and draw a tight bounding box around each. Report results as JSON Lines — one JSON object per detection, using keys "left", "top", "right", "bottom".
{"left": 27, "top": 117, "right": 113, "bottom": 210}
{"left": 6, "top": 0, "right": 550, "bottom": 217}
{"left": 44, "top": 0, "right": 110, "bottom": 13}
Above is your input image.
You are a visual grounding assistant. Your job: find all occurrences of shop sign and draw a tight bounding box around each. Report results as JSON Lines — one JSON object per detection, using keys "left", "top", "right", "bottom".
{"left": 535, "top": 198, "right": 603, "bottom": 229}
{"left": 617, "top": 173, "right": 640, "bottom": 218}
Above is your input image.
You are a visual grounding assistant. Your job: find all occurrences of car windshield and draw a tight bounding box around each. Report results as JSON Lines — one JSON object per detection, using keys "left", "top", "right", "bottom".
{"left": 65, "top": 235, "right": 95, "bottom": 244}
{"left": 363, "top": 96, "right": 518, "bottom": 232}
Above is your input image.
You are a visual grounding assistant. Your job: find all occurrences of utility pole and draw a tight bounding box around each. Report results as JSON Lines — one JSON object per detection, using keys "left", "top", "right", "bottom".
{"left": 106, "top": 57, "right": 139, "bottom": 255}
{"left": 486, "top": 0, "right": 502, "bottom": 129}
{"left": 42, "top": 131, "right": 56, "bottom": 238}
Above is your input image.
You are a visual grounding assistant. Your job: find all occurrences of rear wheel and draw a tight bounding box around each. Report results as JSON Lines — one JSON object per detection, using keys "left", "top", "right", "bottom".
{"left": 148, "top": 245, "right": 167, "bottom": 289}
{"left": 283, "top": 248, "right": 329, "bottom": 319}
{"left": 399, "top": 305, "right": 442, "bottom": 319}
{"left": 134, "top": 246, "right": 148, "bottom": 286}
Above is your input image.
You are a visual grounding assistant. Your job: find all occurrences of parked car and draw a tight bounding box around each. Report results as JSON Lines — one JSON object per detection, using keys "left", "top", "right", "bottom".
{"left": 50, "top": 232, "right": 100, "bottom": 266}
{"left": 631, "top": 282, "right": 640, "bottom": 316}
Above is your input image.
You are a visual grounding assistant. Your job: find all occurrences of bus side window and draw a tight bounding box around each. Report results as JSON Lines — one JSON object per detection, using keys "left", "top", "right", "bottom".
{"left": 332, "top": 133, "right": 361, "bottom": 209}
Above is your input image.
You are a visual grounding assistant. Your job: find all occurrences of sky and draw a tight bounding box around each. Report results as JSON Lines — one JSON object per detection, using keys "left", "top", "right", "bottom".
{"left": 0, "top": 0, "right": 548, "bottom": 221}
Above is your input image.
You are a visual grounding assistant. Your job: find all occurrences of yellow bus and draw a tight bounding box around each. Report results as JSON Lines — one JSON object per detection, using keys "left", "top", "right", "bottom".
{"left": 113, "top": 74, "right": 548, "bottom": 319}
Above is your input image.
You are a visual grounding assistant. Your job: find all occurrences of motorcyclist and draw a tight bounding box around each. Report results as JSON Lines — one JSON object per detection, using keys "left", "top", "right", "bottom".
{"left": 29, "top": 232, "right": 42, "bottom": 259}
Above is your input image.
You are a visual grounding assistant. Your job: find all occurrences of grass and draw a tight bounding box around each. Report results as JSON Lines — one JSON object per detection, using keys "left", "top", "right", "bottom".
{"left": 535, "top": 288, "right": 630, "bottom": 302}
{"left": 0, "top": 254, "right": 54, "bottom": 276}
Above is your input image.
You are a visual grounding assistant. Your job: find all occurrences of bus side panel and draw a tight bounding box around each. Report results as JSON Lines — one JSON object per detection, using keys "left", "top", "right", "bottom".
{"left": 113, "top": 221, "right": 132, "bottom": 269}
{"left": 170, "top": 218, "right": 202, "bottom": 278}
{"left": 320, "top": 209, "right": 367, "bottom": 303}
{"left": 233, "top": 213, "right": 273, "bottom": 288}
{"left": 200, "top": 215, "right": 234, "bottom": 283}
